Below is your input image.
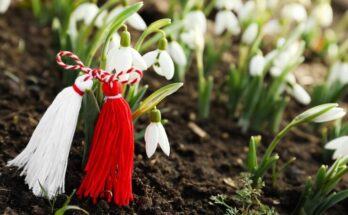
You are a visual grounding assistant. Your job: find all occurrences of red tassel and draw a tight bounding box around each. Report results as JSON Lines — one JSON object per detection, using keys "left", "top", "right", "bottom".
{"left": 77, "top": 80, "right": 134, "bottom": 206}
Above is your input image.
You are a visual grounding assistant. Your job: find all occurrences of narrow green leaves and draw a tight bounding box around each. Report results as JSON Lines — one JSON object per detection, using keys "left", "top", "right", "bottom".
{"left": 132, "top": 83, "right": 183, "bottom": 120}
{"left": 135, "top": 18, "right": 172, "bottom": 51}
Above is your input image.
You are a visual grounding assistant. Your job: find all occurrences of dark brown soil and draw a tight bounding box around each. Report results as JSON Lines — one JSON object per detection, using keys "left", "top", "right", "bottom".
{"left": 1, "top": 6, "right": 348, "bottom": 215}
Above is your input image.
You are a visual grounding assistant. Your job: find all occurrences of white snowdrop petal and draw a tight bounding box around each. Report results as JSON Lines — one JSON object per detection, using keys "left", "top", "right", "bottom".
{"left": 313, "top": 107, "right": 346, "bottom": 123}
{"left": 130, "top": 48, "right": 147, "bottom": 70}
{"left": 184, "top": 10, "right": 207, "bottom": 33}
{"left": 107, "top": 33, "right": 121, "bottom": 53}
{"left": 249, "top": 54, "right": 265, "bottom": 76}
{"left": 339, "top": 63, "right": 348, "bottom": 85}
{"left": 270, "top": 67, "right": 282, "bottom": 77}
{"left": 107, "top": 7, "right": 123, "bottom": 23}
{"left": 242, "top": 23, "right": 258, "bottom": 45}
{"left": 215, "top": 11, "right": 227, "bottom": 35}
{"left": 168, "top": 41, "right": 187, "bottom": 66}
{"left": 327, "top": 62, "right": 341, "bottom": 85}
{"left": 290, "top": 84, "right": 311, "bottom": 105}
{"left": 325, "top": 136, "right": 348, "bottom": 150}
{"left": 312, "top": 3, "right": 333, "bottom": 27}
{"left": 145, "top": 123, "right": 159, "bottom": 158}
{"left": 281, "top": 3, "right": 307, "bottom": 23}
{"left": 0, "top": 0, "right": 11, "bottom": 13}
{"left": 153, "top": 65, "right": 165, "bottom": 77}
{"left": 225, "top": 11, "right": 240, "bottom": 35}
{"left": 106, "top": 47, "right": 132, "bottom": 73}
{"left": 159, "top": 51, "right": 175, "bottom": 80}
{"left": 128, "top": 12, "right": 147, "bottom": 31}
{"left": 238, "top": 1, "right": 255, "bottom": 22}
{"left": 263, "top": 19, "right": 281, "bottom": 35}
{"left": 157, "top": 124, "right": 170, "bottom": 156}
{"left": 180, "top": 31, "right": 195, "bottom": 49}
{"left": 143, "top": 50, "right": 159, "bottom": 69}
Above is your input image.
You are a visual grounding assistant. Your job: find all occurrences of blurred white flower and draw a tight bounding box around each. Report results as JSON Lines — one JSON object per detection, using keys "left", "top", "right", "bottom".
{"left": 69, "top": 3, "right": 105, "bottom": 41}
{"left": 270, "top": 40, "right": 304, "bottom": 77}
{"left": 167, "top": 41, "right": 187, "bottom": 66}
{"left": 281, "top": 3, "right": 307, "bottom": 23}
{"left": 263, "top": 19, "right": 281, "bottom": 35}
{"left": 325, "top": 136, "right": 348, "bottom": 159}
{"left": 312, "top": 2, "right": 333, "bottom": 27}
{"left": 312, "top": 107, "right": 346, "bottom": 123}
{"left": 184, "top": 10, "right": 207, "bottom": 34}
{"left": 215, "top": 0, "right": 242, "bottom": 11}
{"left": 106, "top": 32, "right": 147, "bottom": 74}
{"left": 108, "top": 6, "right": 147, "bottom": 31}
{"left": 181, "top": 27, "right": 205, "bottom": 51}
{"left": 290, "top": 83, "right": 311, "bottom": 105}
{"left": 249, "top": 54, "right": 265, "bottom": 76}
{"left": 215, "top": 10, "right": 240, "bottom": 35}
{"left": 327, "top": 43, "right": 339, "bottom": 61}
{"left": 0, "top": 0, "right": 10, "bottom": 13}
{"left": 242, "top": 23, "right": 258, "bottom": 45}
{"left": 145, "top": 109, "right": 170, "bottom": 158}
{"left": 238, "top": 1, "right": 255, "bottom": 23}
{"left": 327, "top": 62, "right": 348, "bottom": 85}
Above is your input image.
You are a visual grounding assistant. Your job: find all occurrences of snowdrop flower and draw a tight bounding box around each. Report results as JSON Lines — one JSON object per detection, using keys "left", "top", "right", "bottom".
{"left": 263, "top": 19, "right": 281, "bottom": 35}
{"left": 69, "top": 3, "right": 105, "bottom": 41}
{"left": 312, "top": 2, "right": 333, "bottom": 27}
{"left": 107, "top": 33, "right": 121, "bottom": 53}
{"left": 145, "top": 109, "right": 170, "bottom": 158}
{"left": 143, "top": 38, "right": 174, "bottom": 80}
{"left": 184, "top": 10, "right": 207, "bottom": 34}
{"left": 270, "top": 40, "right": 304, "bottom": 77}
{"left": 216, "top": 0, "right": 242, "bottom": 11}
{"left": 181, "top": 27, "right": 205, "bottom": 51}
{"left": 327, "top": 43, "right": 339, "bottom": 61}
{"left": 0, "top": 0, "right": 10, "bottom": 13}
{"left": 325, "top": 136, "right": 348, "bottom": 159}
{"left": 106, "top": 31, "right": 147, "bottom": 74}
{"left": 289, "top": 83, "right": 311, "bottom": 105}
{"left": 327, "top": 62, "right": 348, "bottom": 85}
{"left": 281, "top": 3, "right": 307, "bottom": 23}
{"left": 107, "top": 6, "right": 146, "bottom": 30}
{"left": 238, "top": 1, "right": 255, "bottom": 23}
{"left": 242, "top": 23, "right": 258, "bottom": 45}
{"left": 312, "top": 107, "right": 346, "bottom": 123}
{"left": 249, "top": 54, "right": 265, "bottom": 76}
{"left": 215, "top": 10, "right": 240, "bottom": 35}
{"left": 167, "top": 41, "right": 187, "bottom": 66}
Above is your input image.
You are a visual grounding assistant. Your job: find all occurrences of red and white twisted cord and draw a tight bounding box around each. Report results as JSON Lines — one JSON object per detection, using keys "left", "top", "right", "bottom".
{"left": 56, "top": 51, "right": 143, "bottom": 84}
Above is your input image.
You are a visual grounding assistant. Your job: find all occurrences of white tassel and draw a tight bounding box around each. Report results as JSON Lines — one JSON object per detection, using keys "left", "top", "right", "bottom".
{"left": 7, "top": 75, "right": 93, "bottom": 199}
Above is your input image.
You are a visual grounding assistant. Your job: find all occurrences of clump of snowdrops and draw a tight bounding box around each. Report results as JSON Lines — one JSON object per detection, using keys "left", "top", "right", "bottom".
{"left": 30, "top": 0, "right": 183, "bottom": 164}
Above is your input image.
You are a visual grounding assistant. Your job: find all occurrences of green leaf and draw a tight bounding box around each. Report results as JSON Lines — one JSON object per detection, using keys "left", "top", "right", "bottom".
{"left": 55, "top": 205, "right": 89, "bottom": 215}
{"left": 82, "top": 90, "right": 100, "bottom": 168}
{"left": 129, "top": 85, "right": 149, "bottom": 112}
{"left": 135, "top": 18, "right": 172, "bottom": 50}
{"left": 133, "top": 83, "right": 183, "bottom": 119}
{"left": 247, "top": 136, "right": 260, "bottom": 172}
{"left": 314, "top": 165, "right": 328, "bottom": 191}
{"left": 314, "top": 190, "right": 348, "bottom": 214}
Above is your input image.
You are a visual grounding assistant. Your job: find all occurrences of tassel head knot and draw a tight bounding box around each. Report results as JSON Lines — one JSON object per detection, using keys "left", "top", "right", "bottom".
{"left": 74, "top": 75, "right": 93, "bottom": 92}
{"left": 102, "top": 80, "right": 122, "bottom": 96}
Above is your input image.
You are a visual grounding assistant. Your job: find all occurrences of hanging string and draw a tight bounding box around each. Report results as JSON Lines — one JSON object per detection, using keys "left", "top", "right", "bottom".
{"left": 56, "top": 51, "right": 143, "bottom": 85}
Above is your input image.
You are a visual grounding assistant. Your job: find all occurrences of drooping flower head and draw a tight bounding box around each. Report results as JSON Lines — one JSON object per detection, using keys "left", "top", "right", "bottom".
{"left": 106, "top": 30, "right": 147, "bottom": 79}
{"left": 143, "top": 37, "right": 175, "bottom": 80}
{"left": 145, "top": 108, "right": 170, "bottom": 158}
